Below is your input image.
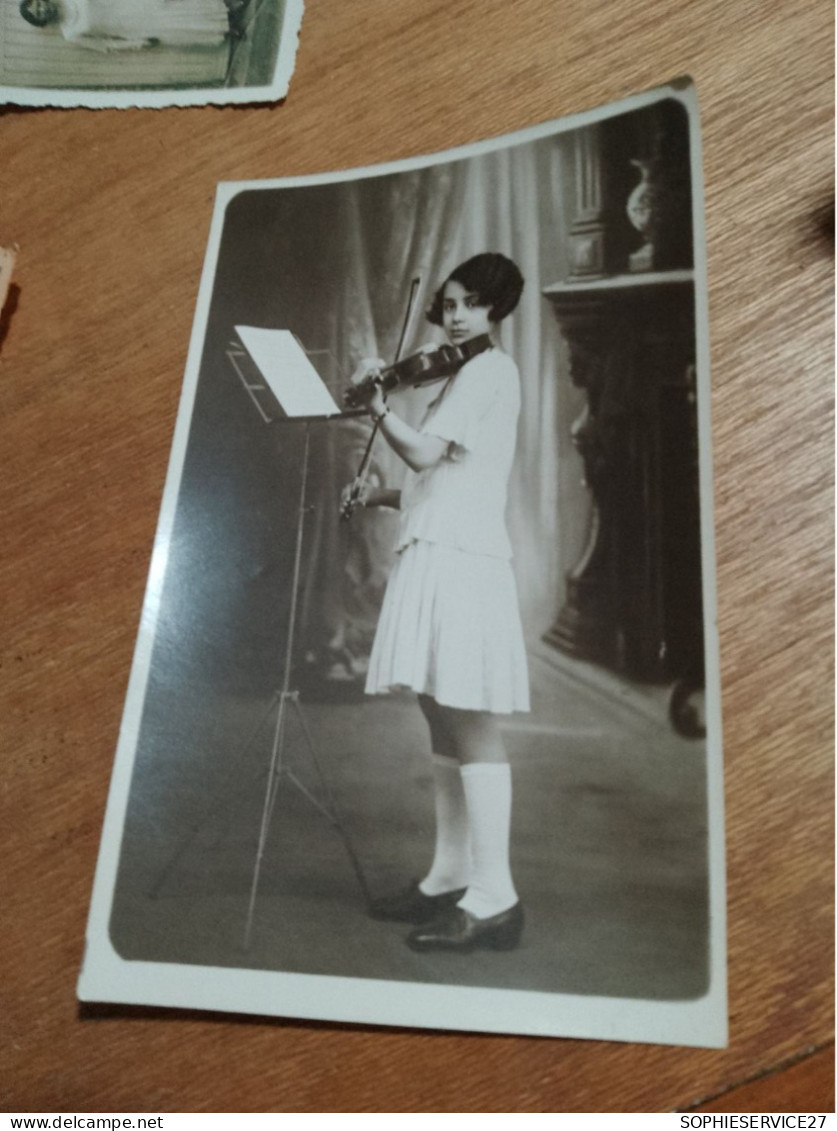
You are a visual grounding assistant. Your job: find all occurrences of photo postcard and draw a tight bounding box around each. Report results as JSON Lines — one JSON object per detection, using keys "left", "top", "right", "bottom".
{"left": 0, "top": 0, "right": 303, "bottom": 108}
{"left": 78, "top": 79, "right": 726, "bottom": 1047}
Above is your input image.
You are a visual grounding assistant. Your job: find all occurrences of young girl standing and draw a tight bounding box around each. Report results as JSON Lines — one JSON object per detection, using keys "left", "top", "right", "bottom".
{"left": 344, "top": 252, "right": 530, "bottom": 953}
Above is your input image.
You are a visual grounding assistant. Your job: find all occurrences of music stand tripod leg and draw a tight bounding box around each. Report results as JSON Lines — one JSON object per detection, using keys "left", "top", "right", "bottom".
{"left": 243, "top": 684, "right": 292, "bottom": 950}
{"left": 243, "top": 425, "right": 311, "bottom": 949}
{"left": 243, "top": 423, "right": 372, "bottom": 949}
{"left": 289, "top": 692, "right": 373, "bottom": 908}
{"left": 147, "top": 688, "right": 280, "bottom": 901}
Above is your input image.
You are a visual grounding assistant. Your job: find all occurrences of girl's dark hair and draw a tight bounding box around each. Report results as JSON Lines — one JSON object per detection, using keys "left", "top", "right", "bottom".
{"left": 426, "top": 253, "right": 524, "bottom": 326}
{"left": 19, "top": 0, "right": 55, "bottom": 27}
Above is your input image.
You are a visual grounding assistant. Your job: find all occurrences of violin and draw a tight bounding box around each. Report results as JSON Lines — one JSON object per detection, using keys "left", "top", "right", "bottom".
{"left": 343, "top": 334, "right": 493, "bottom": 409}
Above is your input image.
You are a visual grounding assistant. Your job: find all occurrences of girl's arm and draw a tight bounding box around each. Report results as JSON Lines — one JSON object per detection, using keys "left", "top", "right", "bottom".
{"left": 370, "top": 388, "right": 447, "bottom": 473}
{"left": 347, "top": 359, "right": 447, "bottom": 474}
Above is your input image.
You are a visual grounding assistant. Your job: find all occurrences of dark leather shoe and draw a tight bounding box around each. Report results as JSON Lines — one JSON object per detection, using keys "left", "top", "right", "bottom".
{"left": 369, "top": 881, "right": 467, "bottom": 924}
{"left": 406, "top": 902, "right": 524, "bottom": 953}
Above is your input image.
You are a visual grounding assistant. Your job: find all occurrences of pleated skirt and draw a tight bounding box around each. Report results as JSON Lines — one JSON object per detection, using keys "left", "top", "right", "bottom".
{"left": 365, "top": 540, "right": 530, "bottom": 714}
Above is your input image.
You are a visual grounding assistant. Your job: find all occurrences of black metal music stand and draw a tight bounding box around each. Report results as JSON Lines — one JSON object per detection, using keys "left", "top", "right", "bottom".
{"left": 146, "top": 338, "right": 363, "bottom": 954}
{"left": 227, "top": 336, "right": 374, "bottom": 948}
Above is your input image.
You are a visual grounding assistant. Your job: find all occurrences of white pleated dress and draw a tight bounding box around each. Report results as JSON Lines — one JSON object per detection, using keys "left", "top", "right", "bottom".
{"left": 365, "top": 348, "right": 530, "bottom": 714}
{"left": 60, "top": 0, "right": 229, "bottom": 49}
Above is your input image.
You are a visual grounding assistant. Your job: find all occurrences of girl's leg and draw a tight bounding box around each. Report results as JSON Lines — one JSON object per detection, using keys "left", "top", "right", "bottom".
{"left": 440, "top": 707, "right": 518, "bottom": 919}
{"left": 416, "top": 694, "right": 470, "bottom": 896}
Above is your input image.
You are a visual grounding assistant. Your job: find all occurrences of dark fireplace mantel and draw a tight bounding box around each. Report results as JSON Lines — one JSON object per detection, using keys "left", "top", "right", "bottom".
{"left": 543, "top": 271, "right": 704, "bottom": 685}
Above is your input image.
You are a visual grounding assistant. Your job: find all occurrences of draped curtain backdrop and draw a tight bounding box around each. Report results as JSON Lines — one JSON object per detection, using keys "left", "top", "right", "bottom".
{"left": 302, "top": 134, "right": 581, "bottom": 680}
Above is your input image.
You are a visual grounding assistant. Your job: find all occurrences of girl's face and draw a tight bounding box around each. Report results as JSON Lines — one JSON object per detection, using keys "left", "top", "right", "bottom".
{"left": 442, "top": 280, "right": 493, "bottom": 345}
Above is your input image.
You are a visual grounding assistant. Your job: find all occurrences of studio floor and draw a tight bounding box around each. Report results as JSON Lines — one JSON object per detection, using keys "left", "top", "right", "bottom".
{"left": 109, "top": 647, "right": 711, "bottom": 1003}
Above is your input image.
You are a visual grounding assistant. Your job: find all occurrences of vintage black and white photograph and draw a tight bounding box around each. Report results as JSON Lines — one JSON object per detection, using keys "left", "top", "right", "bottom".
{"left": 0, "top": 0, "right": 303, "bottom": 107}
{"left": 78, "top": 82, "right": 726, "bottom": 1047}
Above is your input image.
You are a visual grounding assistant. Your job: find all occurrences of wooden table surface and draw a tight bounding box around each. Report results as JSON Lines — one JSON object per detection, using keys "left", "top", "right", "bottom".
{"left": 2, "top": 0, "right": 833, "bottom": 1114}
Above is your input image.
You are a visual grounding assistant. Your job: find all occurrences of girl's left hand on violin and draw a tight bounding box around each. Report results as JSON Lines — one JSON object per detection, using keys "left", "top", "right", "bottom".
{"left": 347, "top": 357, "right": 386, "bottom": 410}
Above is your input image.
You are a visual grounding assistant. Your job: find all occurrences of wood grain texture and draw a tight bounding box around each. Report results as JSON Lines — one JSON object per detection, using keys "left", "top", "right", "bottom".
{"left": 692, "top": 1045, "right": 835, "bottom": 1112}
{"left": 0, "top": 0, "right": 832, "bottom": 1113}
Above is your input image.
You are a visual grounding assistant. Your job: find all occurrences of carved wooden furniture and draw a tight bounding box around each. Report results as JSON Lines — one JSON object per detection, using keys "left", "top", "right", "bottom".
{"left": 543, "top": 102, "right": 705, "bottom": 687}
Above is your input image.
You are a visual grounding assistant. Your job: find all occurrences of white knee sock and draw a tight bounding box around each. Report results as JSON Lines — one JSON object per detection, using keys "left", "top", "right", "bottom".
{"left": 458, "top": 762, "right": 518, "bottom": 919}
{"left": 418, "top": 754, "right": 471, "bottom": 896}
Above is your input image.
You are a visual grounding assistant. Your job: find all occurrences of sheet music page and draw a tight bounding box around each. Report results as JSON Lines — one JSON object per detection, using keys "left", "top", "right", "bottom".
{"left": 235, "top": 326, "right": 342, "bottom": 418}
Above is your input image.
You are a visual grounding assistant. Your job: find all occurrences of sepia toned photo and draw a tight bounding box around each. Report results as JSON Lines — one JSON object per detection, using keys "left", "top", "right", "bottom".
{"left": 0, "top": 0, "right": 303, "bottom": 107}
{"left": 78, "top": 81, "right": 726, "bottom": 1047}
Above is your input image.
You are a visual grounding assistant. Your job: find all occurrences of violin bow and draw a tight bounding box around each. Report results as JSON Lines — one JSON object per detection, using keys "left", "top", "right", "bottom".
{"left": 342, "top": 272, "right": 423, "bottom": 520}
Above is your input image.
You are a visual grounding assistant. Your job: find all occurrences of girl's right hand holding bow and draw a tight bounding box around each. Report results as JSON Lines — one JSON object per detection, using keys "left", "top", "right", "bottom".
{"left": 340, "top": 478, "right": 402, "bottom": 516}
